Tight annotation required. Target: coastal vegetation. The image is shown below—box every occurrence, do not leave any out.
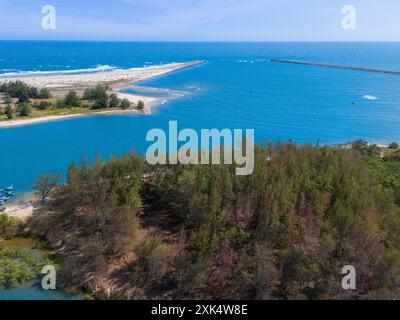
[0,247,42,289]
[137,100,145,111]
[19,141,400,300]
[351,140,400,205]
[0,81,143,123]
[17,103,31,117]
[121,98,131,110]
[5,105,13,119]
[0,61,204,124]
[0,214,57,290]
[0,214,21,238]
[27,154,144,290]
[33,173,61,204]
[0,81,52,101]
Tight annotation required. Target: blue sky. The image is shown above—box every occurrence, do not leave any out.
[0,0,399,41]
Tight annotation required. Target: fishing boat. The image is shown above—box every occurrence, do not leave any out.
[0,185,14,203]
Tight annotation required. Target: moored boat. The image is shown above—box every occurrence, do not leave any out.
[0,185,14,203]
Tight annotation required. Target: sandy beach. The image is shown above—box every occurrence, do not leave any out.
[3,194,35,221]
[0,61,204,89]
[114,92,158,114]
[0,93,159,128]
[0,60,204,128]
[0,110,137,128]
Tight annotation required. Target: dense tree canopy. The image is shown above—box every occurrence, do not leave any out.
[1,81,146,122]
[28,154,144,289]
[26,143,400,299]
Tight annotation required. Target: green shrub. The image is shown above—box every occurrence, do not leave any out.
[135,236,169,281]
[109,93,120,108]
[38,88,51,99]
[29,87,39,99]
[64,90,80,107]
[17,88,30,104]
[56,99,66,109]
[137,100,145,110]
[84,86,108,109]
[17,103,31,117]
[0,247,42,288]
[5,105,13,119]
[3,93,12,105]
[35,101,52,110]
[0,214,20,237]
[120,99,130,109]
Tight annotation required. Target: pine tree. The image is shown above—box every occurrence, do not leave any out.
[64,90,80,107]
[67,162,80,193]
[109,93,120,108]
[137,100,145,110]
[5,105,13,119]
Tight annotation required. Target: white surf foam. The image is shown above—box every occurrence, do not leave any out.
[0,62,186,79]
[363,95,378,101]
[0,65,117,78]
[127,62,181,72]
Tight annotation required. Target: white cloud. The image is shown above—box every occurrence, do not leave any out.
[122,0,272,29]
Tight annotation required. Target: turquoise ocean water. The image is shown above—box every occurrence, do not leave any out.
[1,41,400,194]
[1,41,400,299]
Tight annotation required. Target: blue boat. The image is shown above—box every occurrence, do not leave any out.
[0,185,14,202]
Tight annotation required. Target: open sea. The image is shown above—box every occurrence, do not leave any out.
[1,41,400,195]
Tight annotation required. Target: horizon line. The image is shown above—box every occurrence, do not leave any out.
[1,39,400,43]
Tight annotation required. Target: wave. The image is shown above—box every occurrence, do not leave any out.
[126,62,181,71]
[0,62,186,78]
[0,65,118,78]
[236,59,266,64]
[124,84,187,99]
[363,95,378,101]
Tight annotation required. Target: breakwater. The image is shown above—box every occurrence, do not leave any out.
[271,59,400,75]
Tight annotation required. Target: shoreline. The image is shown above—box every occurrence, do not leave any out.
[0,60,205,128]
[0,92,160,129]
[3,141,397,222]
[0,109,138,129]
[0,60,205,89]
[3,193,35,221]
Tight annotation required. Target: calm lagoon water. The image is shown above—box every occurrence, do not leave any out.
[1,41,400,299]
[0,281,82,300]
[0,238,82,300]
[0,41,400,194]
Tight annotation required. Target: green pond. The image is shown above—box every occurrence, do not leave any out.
[0,238,83,300]
[0,280,82,300]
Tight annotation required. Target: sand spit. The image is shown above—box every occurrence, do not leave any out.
[0,60,205,128]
